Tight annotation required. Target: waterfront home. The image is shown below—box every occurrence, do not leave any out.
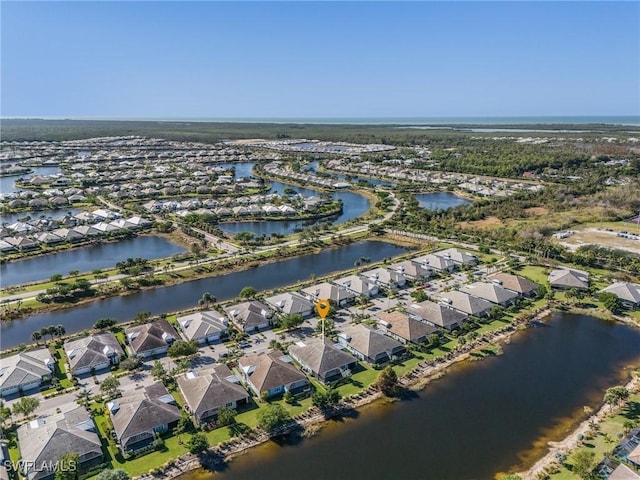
[411,253,455,273]
[108,382,181,454]
[460,282,519,307]
[361,267,407,288]
[64,333,124,376]
[264,292,315,317]
[288,338,358,384]
[548,267,590,290]
[301,282,356,306]
[178,310,228,344]
[34,231,63,245]
[224,301,272,333]
[17,405,103,480]
[0,240,14,253]
[4,236,39,252]
[238,350,310,398]
[388,259,432,280]
[609,464,640,480]
[0,348,54,397]
[177,365,248,425]
[74,225,101,237]
[600,282,640,309]
[438,291,493,317]
[50,227,84,242]
[125,319,179,359]
[433,248,478,266]
[613,428,640,466]
[376,311,438,344]
[487,273,539,297]
[336,324,406,365]
[333,274,379,298]
[406,300,468,331]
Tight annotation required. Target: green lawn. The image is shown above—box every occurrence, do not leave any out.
[549,395,640,480]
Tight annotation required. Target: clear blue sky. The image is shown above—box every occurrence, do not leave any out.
[2,1,639,118]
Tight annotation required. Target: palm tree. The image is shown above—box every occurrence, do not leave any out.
[200,292,216,309]
[75,388,92,408]
[55,324,66,338]
[31,331,42,345]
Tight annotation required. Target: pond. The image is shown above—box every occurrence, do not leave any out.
[414,192,472,210]
[181,312,640,480]
[0,165,62,194]
[0,236,185,287]
[1,241,407,347]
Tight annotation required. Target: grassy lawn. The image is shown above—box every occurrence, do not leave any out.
[516,265,550,287]
[336,362,379,396]
[53,347,73,388]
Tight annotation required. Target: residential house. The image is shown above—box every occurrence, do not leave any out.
[0,348,54,397]
[548,267,590,290]
[64,332,124,376]
[488,273,539,297]
[609,464,640,480]
[411,254,455,273]
[17,406,103,480]
[288,338,358,384]
[178,310,228,344]
[224,301,272,332]
[125,319,179,359]
[108,382,181,454]
[600,282,640,309]
[460,282,519,307]
[264,292,315,318]
[438,291,493,317]
[337,323,406,365]
[301,282,356,306]
[238,350,309,398]
[377,311,438,344]
[360,267,406,288]
[333,274,379,298]
[433,248,478,266]
[177,365,249,425]
[406,300,468,331]
[388,259,432,280]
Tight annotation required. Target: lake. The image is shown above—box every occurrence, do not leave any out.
[0,165,61,194]
[183,312,640,480]
[414,192,472,210]
[1,241,407,347]
[0,208,82,225]
[0,236,185,287]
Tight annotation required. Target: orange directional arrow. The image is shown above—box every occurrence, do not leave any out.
[316,299,330,319]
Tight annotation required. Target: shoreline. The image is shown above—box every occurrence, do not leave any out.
[134,308,553,480]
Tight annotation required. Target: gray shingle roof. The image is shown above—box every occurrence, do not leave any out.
[238,350,308,394]
[288,338,357,378]
[125,319,179,354]
[64,333,124,372]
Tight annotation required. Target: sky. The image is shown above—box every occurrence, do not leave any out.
[1,1,639,119]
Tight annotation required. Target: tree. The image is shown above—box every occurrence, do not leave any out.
[68,270,80,278]
[376,366,399,397]
[410,289,428,302]
[96,469,130,480]
[239,286,257,298]
[428,333,440,349]
[54,452,79,480]
[75,388,92,408]
[99,375,120,396]
[571,450,595,479]
[279,313,304,330]
[167,340,199,358]
[217,406,237,427]
[500,475,523,480]
[94,318,117,329]
[186,432,209,454]
[50,274,63,282]
[151,360,168,383]
[0,401,12,425]
[12,396,40,419]
[316,318,335,336]
[55,324,66,338]
[120,356,142,371]
[198,291,217,310]
[599,292,623,314]
[31,331,42,345]
[604,386,630,410]
[257,403,291,433]
[312,388,341,414]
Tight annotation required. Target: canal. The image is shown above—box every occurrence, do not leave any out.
[182,312,640,480]
[414,192,472,210]
[0,165,61,194]
[0,236,186,287]
[1,241,407,347]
